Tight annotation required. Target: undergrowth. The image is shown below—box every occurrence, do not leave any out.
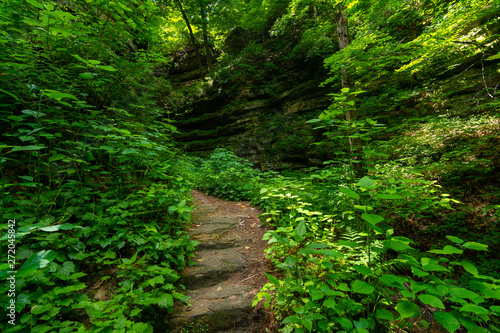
[185,102,500,333]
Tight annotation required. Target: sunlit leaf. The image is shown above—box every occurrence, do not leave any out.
[418,294,445,309]
[351,279,374,294]
[11,145,46,152]
[462,242,488,251]
[460,261,478,277]
[339,186,360,199]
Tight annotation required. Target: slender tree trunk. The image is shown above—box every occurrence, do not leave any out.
[337,11,353,114]
[199,1,214,77]
[174,0,205,81]
[337,11,362,173]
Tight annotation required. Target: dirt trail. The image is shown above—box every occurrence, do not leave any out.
[168,191,272,332]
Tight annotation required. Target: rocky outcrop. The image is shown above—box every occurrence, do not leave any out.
[169,43,333,170]
[165,36,500,170]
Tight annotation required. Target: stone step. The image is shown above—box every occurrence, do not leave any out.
[192,230,246,250]
[169,282,254,332]
[190,217,242,237]
[181,247,246,289]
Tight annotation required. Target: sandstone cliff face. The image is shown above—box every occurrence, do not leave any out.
[165,38,499,171]
[169,45,335,170]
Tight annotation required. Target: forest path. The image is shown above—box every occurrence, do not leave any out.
[168,191,272,332]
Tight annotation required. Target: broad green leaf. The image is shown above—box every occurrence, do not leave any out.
[379,274,406,288]
[17,250,56,278]
[411,281,428,293]
[310,290,324,301]
[282,315,300,324]
[354,205,374,211]
[39,224,82,232]
[19,135,35,142]
[462,242,488,251]
[301,318,313,332]
[339,187,360,199]
[50,27,73,36]
[418,294,445,309]
[79,73,94,79]
[487,52,500,60]
[446,235,463,244]
[49,154,66,162]
[351,279,374,294]
[354,318,370,329]
[396,301,419,319]
[284,256,297,268]
[72,54,89,65]
[114,315,127,329]
[121,148,138,154]
[157,293,173,308]
[358,176,376,190]
[295,220,306,238]
[376,309,394,321]
[323,299,336,308]
[11,145,46,152]
[337,240,361,248]
[460,261,478,277]
[422,264,449,272]
[27,0,44,9]
[384,240,412,252]
[460,304,489,315]
[335,317,353,330]
[434,311,460,333]
[352,265,373,277]
[23,18,44,27]
[449,287,480,300]
[99,65,118,71]
[428,245,463,255]
[43,90,79,100]
[59,261,76,276]
[361,213,384,225]
[88,60,101,65]
[146,275,165,287]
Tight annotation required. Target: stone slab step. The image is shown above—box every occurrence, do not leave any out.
[181,247,246,289]
[169,282,254,332]
[192,227,246,250]
[190,217,241,237]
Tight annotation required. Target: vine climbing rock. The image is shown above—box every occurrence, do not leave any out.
[168,191,272,332]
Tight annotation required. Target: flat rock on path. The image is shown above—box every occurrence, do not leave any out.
[168,191,272,333]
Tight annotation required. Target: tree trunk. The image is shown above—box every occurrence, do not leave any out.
[199,1,214,77]
[337,11,362,173]
[174,0,205,81]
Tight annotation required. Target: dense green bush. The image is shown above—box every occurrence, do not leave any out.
[184,148,260,201]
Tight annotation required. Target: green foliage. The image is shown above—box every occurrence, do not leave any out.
[253,168,500,332]
[250,81,499,332]
[0,1,196,331]
[184,148,260,201]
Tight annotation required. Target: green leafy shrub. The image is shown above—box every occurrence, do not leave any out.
[254,175,500,332]
[187,148,260,201]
